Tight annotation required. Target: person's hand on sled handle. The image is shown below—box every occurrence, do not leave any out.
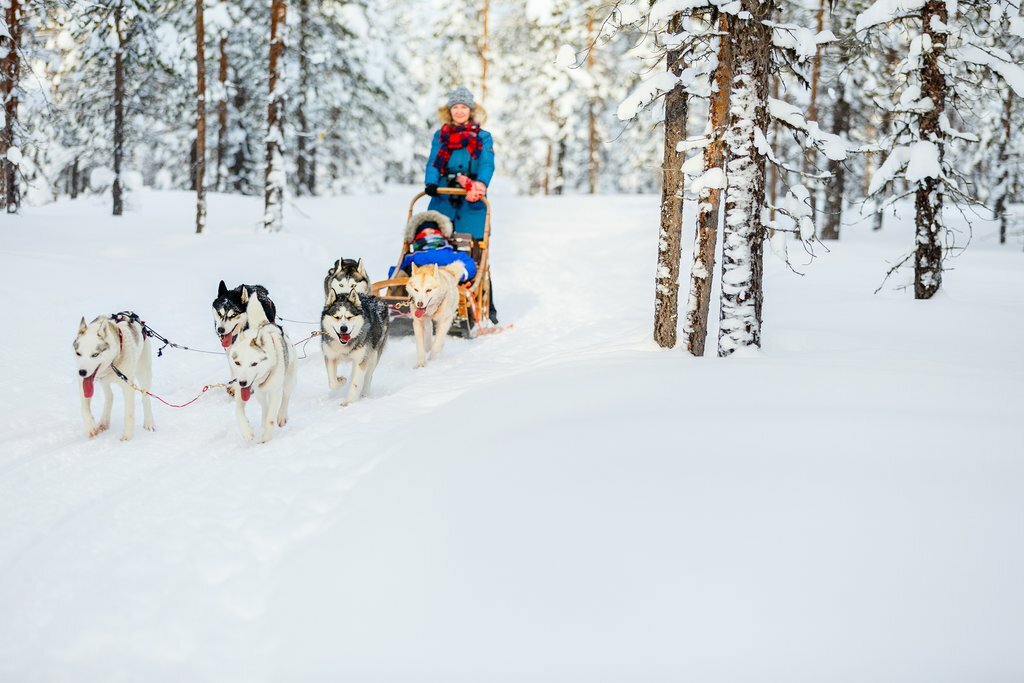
[424,183,439,197]
[466,180,487,203]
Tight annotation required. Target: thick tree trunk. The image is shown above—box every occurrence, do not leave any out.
[914,1,946,299]
[718,2,772,356]
[653,13,688,349]
[554,131,566,195]
[216,34,228,192]
[112,0,125,216]
[821,86,848,240]
[70,157,80,199]
[995,87,1013,245]
[231,80,248,193]
[195,0,207,234]
[767,75,779,226]
[295,0,312,196]
[1,0,20,213]
[684,12,731,356]
[263,0,287,232]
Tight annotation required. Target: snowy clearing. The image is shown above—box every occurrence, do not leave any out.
[1,186,1023,681]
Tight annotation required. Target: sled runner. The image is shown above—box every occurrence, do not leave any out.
[371,187,493,339]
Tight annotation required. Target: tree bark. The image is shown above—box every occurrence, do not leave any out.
[995,87,1013,245]
[1,0,20,213]
[295,0,311,196]
[914,0,946,299]
[195,0,207,234]
[264,0,287,232]
[70,157,80,199]
[800,0,826,229]
[821,85,848,240]
[718,2,772,356]
[216,34,228,192]
[684,11,731,356]
[586,9,598,194]
[113,0,125,216]
[653,13,688,349]
[480,0,489,101]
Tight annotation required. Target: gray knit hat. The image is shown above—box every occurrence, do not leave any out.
[447,86,475,110]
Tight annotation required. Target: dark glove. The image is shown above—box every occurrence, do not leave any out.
[424,183,438,197]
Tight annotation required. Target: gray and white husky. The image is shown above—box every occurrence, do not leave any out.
[321,288,390,406]
[73,313,155,441]
[323,258,370,301]
[231,290,297,443]
[212,280,277,394]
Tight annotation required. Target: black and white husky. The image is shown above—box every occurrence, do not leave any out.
[320,288,390,406]
[73,313,155,441]
[323,258,370,301]
[230,291,297,443]
[212,280,277,349]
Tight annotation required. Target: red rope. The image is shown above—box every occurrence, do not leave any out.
[145,385,214,409]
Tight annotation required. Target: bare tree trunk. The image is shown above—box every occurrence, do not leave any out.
[586,9,599,194]
[821,86,848,240]
[767,75,779,226]
[684,11,731,356]
[195,0,207,234]
[914,0,946,299]
[800,0,826,229]
[295,0,311,196]
[480,0,489,101]
[653,13,688,349]
[718,2,772,356]
[70,158,80,199]
[113,0,125,216]
[554,130,566,195]
[216,34,228,192]
[231,80,248,193]
[1,0,21,213]
[995,87,1013,245]
[263,0,287,232]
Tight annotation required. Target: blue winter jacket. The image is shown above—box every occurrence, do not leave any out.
[424,128,495,239]
[394,248,477,283]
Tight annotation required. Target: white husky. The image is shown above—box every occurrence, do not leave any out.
[407,261,467,368]
[230,291,297,443]
[73,313,155,441]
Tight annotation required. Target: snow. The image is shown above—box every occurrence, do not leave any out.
[2,187,1024,680]
[6,146,22,165]
[950,43,1024,97]
[905,140,942,182]
[555,44,577,69]
[856,0,927,32]
[617,71,682,121]
[868,144,911,195]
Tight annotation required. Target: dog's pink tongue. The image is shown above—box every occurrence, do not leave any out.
[414,308,425,319]
[220,334,233,348]
[240,386,252,402]
[340,333,351,343]
[82,376,95,398]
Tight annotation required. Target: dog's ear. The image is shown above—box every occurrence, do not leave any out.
[218,280,228,297]
[347,288,360,305]
[325,288,337,306]
[411,263,420,275]
[430,263,439,276]
[240,287,250,304]
[357,258,367,278]
[246,289,268,326]
[79,317,88,335]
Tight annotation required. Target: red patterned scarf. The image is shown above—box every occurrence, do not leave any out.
[433,122,482,176]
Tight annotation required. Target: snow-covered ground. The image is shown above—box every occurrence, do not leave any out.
[1,186,1022,681]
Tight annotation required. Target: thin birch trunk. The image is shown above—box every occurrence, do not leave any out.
[821,85,848,240]
[295,0,311,196]
[995,87,1013,245]
[684,11,731,356]
[586,9,598,194]
[800,0,825,229]
[195,0,207,234]
[263,0,287,232]
[113,0,125,216]
[216,34,228,192]
[653,13,688,349]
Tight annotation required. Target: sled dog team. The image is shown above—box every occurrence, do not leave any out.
[74,254,467,444]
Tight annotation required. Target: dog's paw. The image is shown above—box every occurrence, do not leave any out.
[98,421,110,432]
[259,433,273,444]
[86,425,101,438]
[143,420,156,432]
[277,417,288,427]
[240,427,254,442]
[339,400,350,408]
[119,433,132,442]
[225,385,236,397]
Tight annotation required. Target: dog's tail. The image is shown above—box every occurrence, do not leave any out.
[441,261,468,284]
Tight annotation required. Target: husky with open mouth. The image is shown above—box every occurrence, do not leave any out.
[212,281,277,392]
[73,312,155,441]
[230,290,297,443]
[320,287,390,406]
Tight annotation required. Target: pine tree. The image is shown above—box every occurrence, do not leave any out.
[263,0,286,232]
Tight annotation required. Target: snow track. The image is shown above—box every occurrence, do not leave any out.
[1,188,1023,681]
